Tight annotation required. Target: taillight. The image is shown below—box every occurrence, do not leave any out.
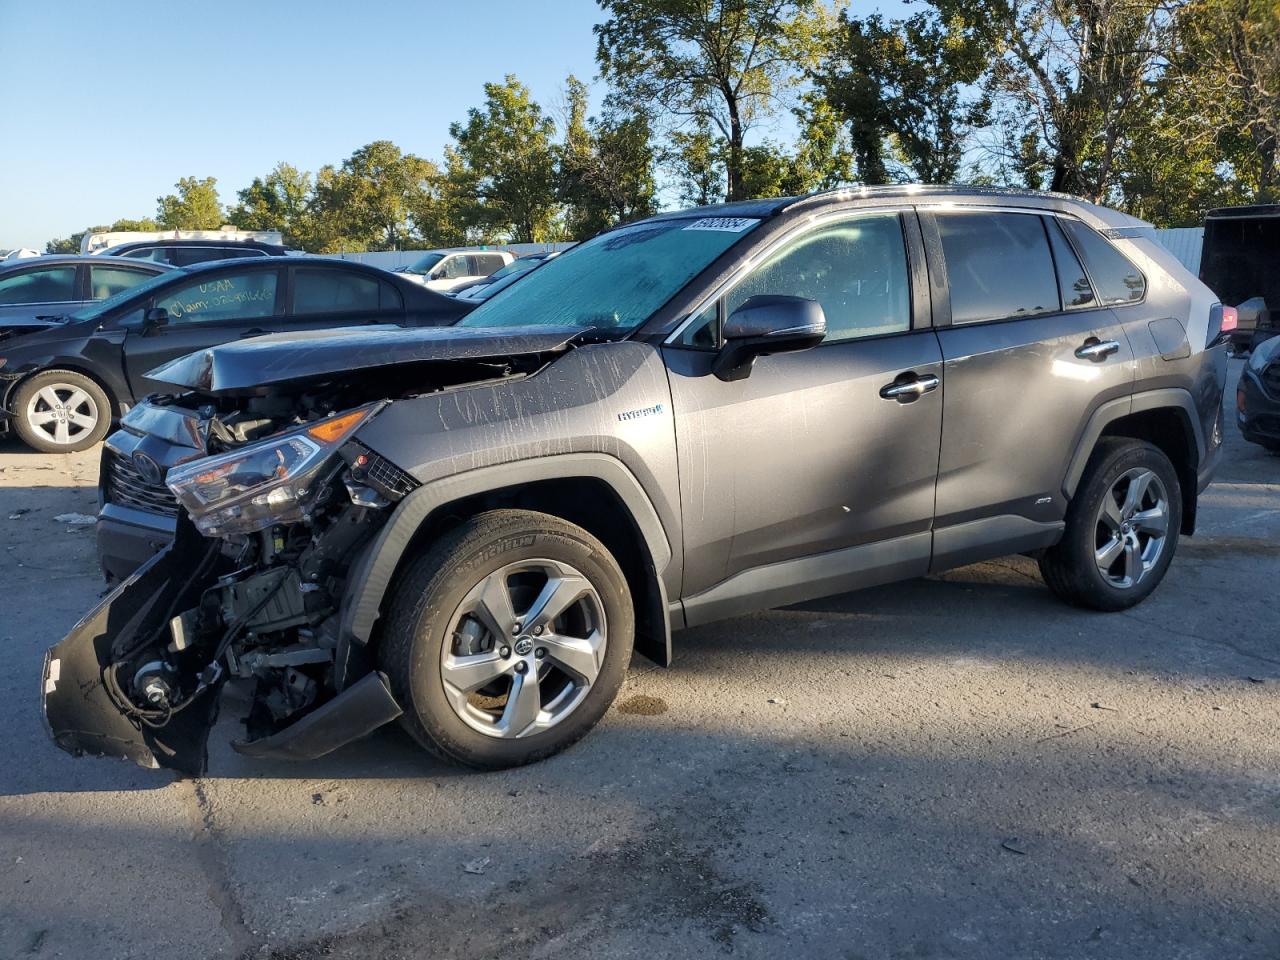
[1209,303,1238,347]
[1220,305,1238,334]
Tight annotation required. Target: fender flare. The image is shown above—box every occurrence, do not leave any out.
[338,452,675,664]
[1061,387,1205,498]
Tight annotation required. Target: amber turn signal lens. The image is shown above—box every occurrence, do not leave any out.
[306,409,367,444]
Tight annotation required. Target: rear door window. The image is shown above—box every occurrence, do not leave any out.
[89,266,156,300]
[937,212,1059,324]
[155,271,279,324]
[170,246,226,267]
[475,254,507,275]
[0,266,77,304]
[1060,219,1146,304]
[292,268,383,315]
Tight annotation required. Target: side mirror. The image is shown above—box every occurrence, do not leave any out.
[142,307,170,333]
[711,295,826,381]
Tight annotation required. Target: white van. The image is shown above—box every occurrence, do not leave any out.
[395,249,514,292]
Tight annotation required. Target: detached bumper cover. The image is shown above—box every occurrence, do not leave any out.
[41,530,223,776]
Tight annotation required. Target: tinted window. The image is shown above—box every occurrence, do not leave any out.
[0,266,77,305]
[155,271,278,324]
[89,266,155,300]
[121,247,174,263]
[379,280,403,311]
[937,212,1059,324]
[1045,217,1095,308]
[1060,219,1146,304]
[475,254,507,275]
[292,268,382,315]
[678,214,911,346]
[171,246,228,267]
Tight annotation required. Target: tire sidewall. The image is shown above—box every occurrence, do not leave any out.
[12,370,111,453]
[1068,440,1182,608]
[393,520,633,768]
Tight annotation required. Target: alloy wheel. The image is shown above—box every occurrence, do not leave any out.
[1094,467,1170,589]
[440,558,607,739]
[24,383,100,447]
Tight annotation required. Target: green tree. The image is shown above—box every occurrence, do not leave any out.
[595,0,819,200]
[1171,0,1280,201]
[449,76,561,242]
[109,217,160,232]
[664,120,726,206]
[156,176,224,229]
[227,163,313,245]
[816,11,988,184]
[307,141,437,251]
[559,78,658,236]
[927,0,1172,201]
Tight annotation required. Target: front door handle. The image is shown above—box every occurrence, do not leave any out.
[879,373,940,402]
[1075,338,1121,361]
[239,327,268,339]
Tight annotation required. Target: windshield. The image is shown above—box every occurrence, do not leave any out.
[68,270,178,322]
[403,252,445,275]
[457,217,759,335]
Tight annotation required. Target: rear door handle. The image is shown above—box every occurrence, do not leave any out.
[1075,338,1120,361]
[879,373,940,402]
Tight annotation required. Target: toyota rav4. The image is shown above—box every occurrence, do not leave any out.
[43,186,1229,775]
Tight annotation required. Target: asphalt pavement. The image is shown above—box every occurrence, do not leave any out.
[1,361,1277,959]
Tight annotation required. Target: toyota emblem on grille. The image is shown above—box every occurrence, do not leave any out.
[132,452,163,485]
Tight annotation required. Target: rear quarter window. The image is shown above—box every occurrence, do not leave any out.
[1060,219,1146,304]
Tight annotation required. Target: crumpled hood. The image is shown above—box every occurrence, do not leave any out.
[144,323,582,395]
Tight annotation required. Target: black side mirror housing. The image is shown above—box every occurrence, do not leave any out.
[142,307,170,334]
[712,295,826,381]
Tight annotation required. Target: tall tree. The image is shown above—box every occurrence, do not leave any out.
[156,176,224,229]
[665,120,726,206]
[307,141,436,251]
[816,11,988,184]
[1171,0,1280,201]
[449,76,561,242]
[929,0,1172,201]
[559,78,658,236]
[595,0,818,200]
[227,163,313,244]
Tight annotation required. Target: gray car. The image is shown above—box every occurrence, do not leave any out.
[43,186,1229,775]
[0,255,171,332]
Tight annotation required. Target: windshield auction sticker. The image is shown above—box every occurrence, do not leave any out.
[682,217,759,232]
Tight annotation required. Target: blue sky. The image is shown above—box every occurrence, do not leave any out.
[0,0,889,249]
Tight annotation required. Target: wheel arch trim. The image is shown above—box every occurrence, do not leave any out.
[1062,388,1205,499]
[339,452,674,664]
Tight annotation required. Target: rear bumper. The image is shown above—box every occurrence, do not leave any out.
[1237,367,1280,445]
[97,503,176,584]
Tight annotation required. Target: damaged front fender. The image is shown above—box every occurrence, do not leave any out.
[42,521,224,776]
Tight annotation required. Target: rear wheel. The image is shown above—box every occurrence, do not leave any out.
[379,509,633,769]
[11,369,112,453]
[1039,438,1181,611]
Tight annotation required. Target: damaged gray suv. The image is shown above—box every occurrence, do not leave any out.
[44,186,1230,775]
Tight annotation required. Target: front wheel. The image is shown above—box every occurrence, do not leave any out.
[379,509,634,769]
[11,369,112,453]
[1039,438,1181,611]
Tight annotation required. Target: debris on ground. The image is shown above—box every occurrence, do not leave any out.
[1001,838,1028,855]
[767,697,788,706]
[462,857,491,875]
[7,508,30,519]
[1090,702,1118,711]
[52,513,96,525]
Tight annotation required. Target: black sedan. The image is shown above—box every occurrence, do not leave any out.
[1238,334,1280,452]
[0,256,473,452]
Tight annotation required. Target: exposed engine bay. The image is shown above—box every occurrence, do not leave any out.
[42,328,580,774]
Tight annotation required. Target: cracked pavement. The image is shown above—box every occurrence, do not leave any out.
[1,362,1277,959]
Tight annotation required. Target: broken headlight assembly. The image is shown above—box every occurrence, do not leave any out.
[166,403,382,536]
